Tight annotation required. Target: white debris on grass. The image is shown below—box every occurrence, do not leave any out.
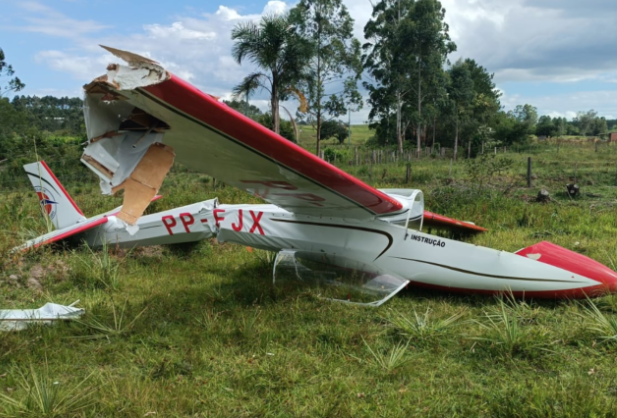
[0,301,84,331]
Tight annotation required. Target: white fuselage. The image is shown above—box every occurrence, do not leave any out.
[82,199,602,296]
[210,204,601,295]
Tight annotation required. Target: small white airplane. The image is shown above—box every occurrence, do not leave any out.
[18,45,617,305]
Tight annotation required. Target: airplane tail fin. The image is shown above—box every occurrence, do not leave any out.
[24,161,87,230]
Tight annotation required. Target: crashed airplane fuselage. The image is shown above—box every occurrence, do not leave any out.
[56,45,617,301]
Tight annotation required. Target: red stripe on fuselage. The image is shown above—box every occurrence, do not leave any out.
[406,280,612,299]
[515,241,617,292]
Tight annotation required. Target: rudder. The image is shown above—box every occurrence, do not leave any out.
[24,161,87,229]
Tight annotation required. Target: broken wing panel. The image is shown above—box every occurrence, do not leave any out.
[82,48,403,221]
[0,303,84,332]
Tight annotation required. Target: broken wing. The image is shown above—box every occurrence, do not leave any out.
[81,46,403,223]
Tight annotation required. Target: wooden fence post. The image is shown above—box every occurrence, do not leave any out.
[405,162,411,184]
[527,157,532,188]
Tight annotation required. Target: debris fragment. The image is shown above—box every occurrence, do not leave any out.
[0,302,84,332]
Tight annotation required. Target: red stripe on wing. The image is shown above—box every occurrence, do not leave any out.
[143,75,402,215]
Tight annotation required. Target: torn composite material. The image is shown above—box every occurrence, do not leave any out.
[0,303,84,332]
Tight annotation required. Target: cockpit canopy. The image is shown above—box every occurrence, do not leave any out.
[377,189,424,231]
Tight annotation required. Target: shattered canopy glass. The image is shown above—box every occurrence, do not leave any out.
[273,251,409,307]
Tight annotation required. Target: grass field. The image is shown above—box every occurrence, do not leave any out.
[298,124,374,149]
[3,138,617,416]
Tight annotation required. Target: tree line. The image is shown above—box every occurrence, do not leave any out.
[230,0,617,157]
[2,0,617,162]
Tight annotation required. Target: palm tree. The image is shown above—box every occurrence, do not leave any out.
[232,14,312,135]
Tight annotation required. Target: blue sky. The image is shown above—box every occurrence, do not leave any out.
[2,0,617,122]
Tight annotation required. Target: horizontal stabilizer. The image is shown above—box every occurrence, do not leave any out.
[14,217,108,252]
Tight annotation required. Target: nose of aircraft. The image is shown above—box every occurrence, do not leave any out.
[516,241,617,298]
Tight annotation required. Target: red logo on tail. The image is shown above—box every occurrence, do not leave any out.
[34,187,58,220]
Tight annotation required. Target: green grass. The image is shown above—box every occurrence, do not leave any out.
[298,124,374,149]
[3,139,617,416]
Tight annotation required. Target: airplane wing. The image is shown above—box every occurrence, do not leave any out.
[14,217,108,252]
[423,211,487,233]
[81,46,402,222]
[80,46,483,233]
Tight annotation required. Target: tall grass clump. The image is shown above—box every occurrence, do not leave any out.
[74,241,121,290]
[0,364,95,418]
[355,338,413,374]
[386,307,465,345]
[473,296,548,358]
[76,299,147,341]
[576,297,617,343]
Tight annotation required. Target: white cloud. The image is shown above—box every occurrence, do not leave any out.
[344,0,617,85]
[215,6,244,21]
[263,1,290,16]
[17,1,108,37]
[501,89,617,121]
[144,22,216,41]
[34,50,114,80]
[33,2,296,101]
[439,0,617,84]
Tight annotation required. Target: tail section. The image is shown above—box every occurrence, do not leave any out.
[24,161,87,229]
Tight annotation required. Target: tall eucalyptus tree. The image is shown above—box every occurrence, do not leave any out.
[363,0,454,154]
[290,0,362,155]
